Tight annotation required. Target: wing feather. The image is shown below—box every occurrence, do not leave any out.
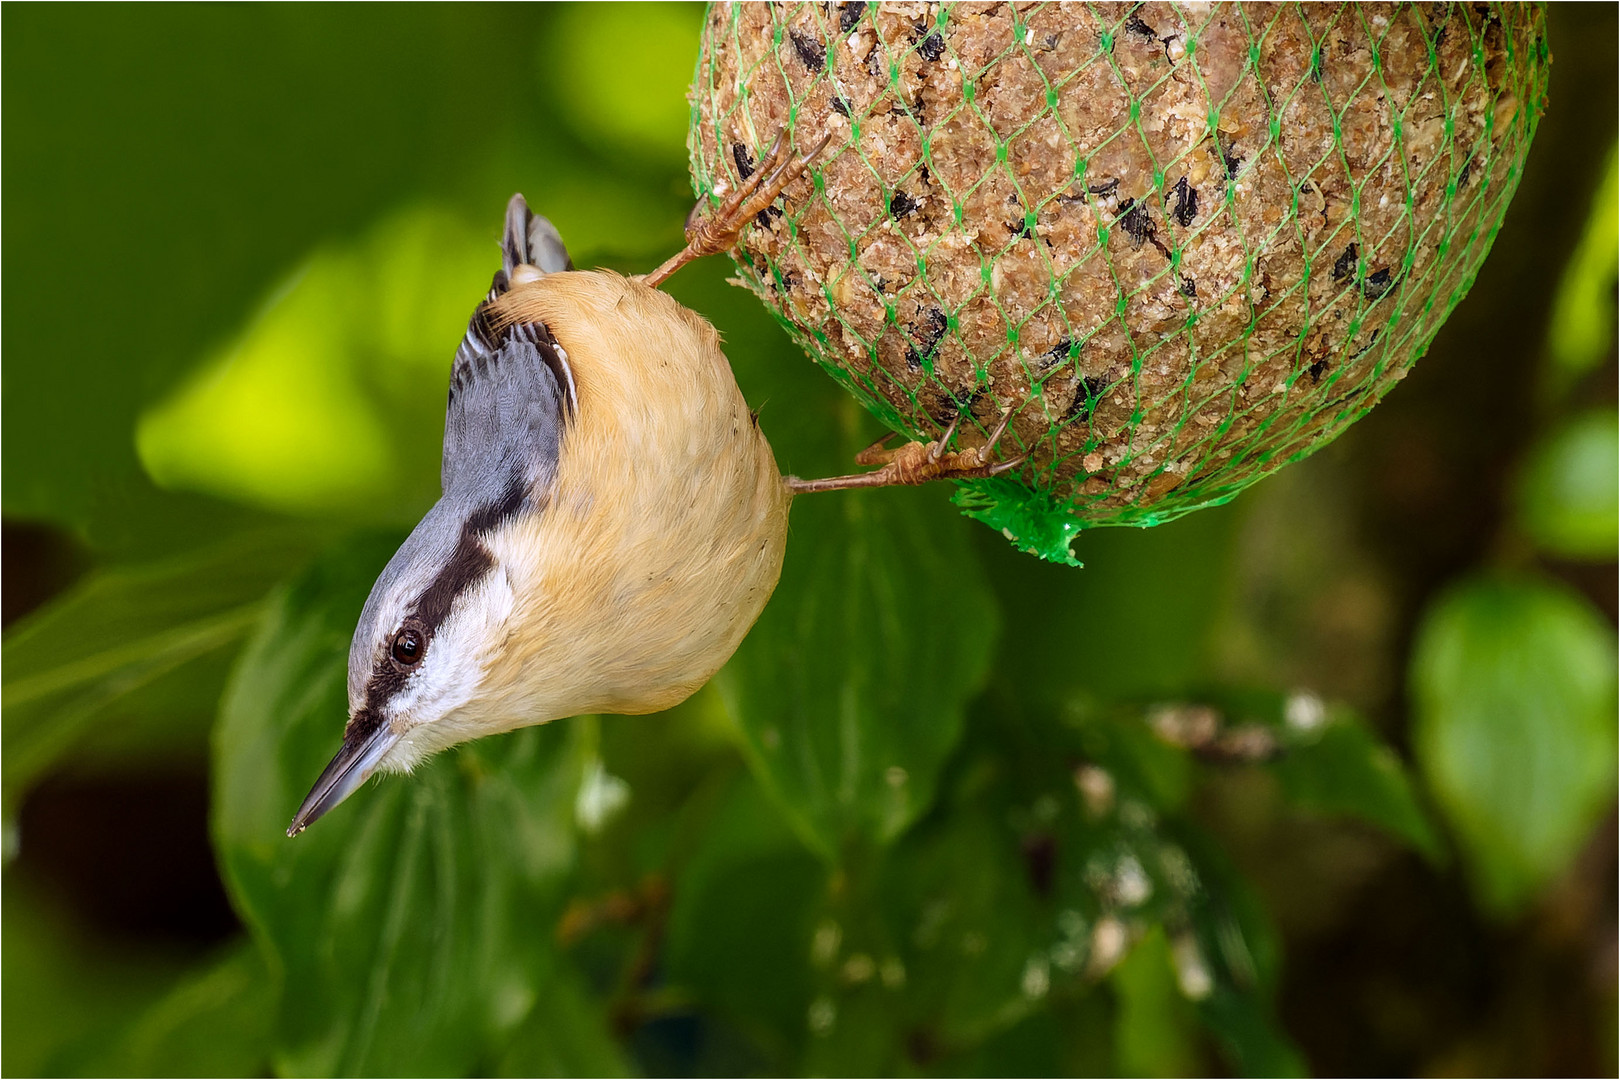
[441,195,576,520]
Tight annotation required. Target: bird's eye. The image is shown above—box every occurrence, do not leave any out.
[391,627,425,666]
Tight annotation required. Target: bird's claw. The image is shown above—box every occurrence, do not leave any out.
[644,128,831,289]
[786,407,1026,493]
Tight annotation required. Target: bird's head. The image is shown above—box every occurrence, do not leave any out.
[287,499,527,835]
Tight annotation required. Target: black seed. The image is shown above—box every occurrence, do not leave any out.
[925,396,958,426]
[1180,276,1197,299]
[1125,13,1157,39]
[1035,337,1076,375]
[831,96,852,117]
[732,144,782,227]
[838,0,865,34]
[916,307,947,351]
[1117,198,1154,247]
[1332,242,1359,283]
[906,307,948,369]
[1457,154,1474,189]
[917,29,945,61]
[1309,358,1328,383]
[1170,175,1198,227]
[1063,375,1106,423]
[789,29,825,72]
[1362,267,1397,301]
[1218,137,1242,180]
[889,190,920,218]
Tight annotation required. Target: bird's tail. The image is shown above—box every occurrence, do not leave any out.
[502,194,572,278]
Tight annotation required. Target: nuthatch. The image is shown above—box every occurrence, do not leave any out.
[289,135,1023,836]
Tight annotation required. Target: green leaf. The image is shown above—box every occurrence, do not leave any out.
[3,6,554,531]
[1411,575,1619,915]
[663,773,826,1066]
[212,538,587,1076]
[1196,985,1308,1078]
[73,945,274,1077]
[876,809,1046,1048]
[796,702,1300,1075]
[714,485,999,857]
[1111,928,1199,1077]
[979,503,1240,704]
[2,526,321,811]
[1,875,199,1077]
[1515,409,1619,561]
[959,998,1115,1077]
[1177,834,1306,1078]
[1270,704,1443,860]
[1545,144,1618,398]
[1067,698,1198,813]
[496,960,636,1078]
[136,207,495,522]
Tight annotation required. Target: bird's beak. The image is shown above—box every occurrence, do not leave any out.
[286,722,400,837]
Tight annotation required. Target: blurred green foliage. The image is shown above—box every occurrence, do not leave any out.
[1412,576,1617,915]
[1514,410,1619,559]
[136,210,495,520]
[1546,146,1618,397]
[716,485,999,855]
[4,4,1615,1078]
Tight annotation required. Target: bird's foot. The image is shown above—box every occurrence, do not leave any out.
[642,128,830,289]
[785,408,1026,494]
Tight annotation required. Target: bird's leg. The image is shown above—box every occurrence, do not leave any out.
[642,129,831,289]
[784,407,1027,494]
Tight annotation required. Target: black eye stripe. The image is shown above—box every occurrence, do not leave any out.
[351,472,532,733]
[411,529,496,635]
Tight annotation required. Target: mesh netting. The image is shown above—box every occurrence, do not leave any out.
[689,2,1548,562]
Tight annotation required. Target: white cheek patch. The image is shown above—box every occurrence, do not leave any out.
[481,563,518,635]
[389,565,517,729]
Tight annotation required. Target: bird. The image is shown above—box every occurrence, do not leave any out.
[288,134,1023,836]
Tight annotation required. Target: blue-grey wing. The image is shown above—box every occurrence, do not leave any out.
[440,195,576,519]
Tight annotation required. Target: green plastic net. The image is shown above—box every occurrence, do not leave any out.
[688,2,1548,563]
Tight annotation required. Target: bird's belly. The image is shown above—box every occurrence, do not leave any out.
[479,270,792,727]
